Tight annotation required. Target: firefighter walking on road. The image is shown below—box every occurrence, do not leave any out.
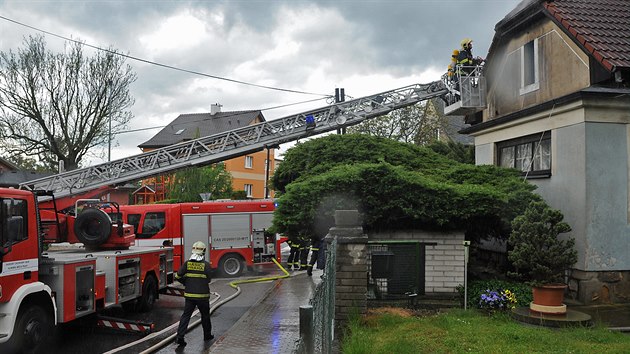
[307,235,322,276]
[298,234,310,270]
[175,241,214,347]
[286,237,300,270]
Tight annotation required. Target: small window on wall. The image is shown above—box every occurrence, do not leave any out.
[520,38,539,95]
[245,156,253,169]
[497,131,551,178]
[244,184,253,198]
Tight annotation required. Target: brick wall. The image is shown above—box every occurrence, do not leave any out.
[369,230,466,294]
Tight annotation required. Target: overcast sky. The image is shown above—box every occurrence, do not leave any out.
[0,0,522,165]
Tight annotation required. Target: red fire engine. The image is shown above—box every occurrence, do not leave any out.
[105,199,287,277]
[0,189,173,353]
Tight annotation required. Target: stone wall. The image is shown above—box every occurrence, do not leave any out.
[569,270,630,304]
[369,230,466,294]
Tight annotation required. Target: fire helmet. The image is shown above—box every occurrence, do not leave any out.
[460,38,473,48]
[192,241,206,255]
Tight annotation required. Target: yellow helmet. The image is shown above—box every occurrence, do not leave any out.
[192,241,206,255]
[452,49,460,56]
[460,38,473,48]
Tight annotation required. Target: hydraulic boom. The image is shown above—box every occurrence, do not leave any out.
[20,81,447,198]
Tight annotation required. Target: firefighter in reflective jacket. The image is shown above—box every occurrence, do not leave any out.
[307,236,322,276]
[456,38,483,75]
[286,237,300,270]
[175,241,214,346]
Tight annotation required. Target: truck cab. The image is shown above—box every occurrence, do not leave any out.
[0,189,55,354]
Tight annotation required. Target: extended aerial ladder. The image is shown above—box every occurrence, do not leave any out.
[19,80,450,198]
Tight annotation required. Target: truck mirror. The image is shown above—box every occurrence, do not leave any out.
[0,242,12,258]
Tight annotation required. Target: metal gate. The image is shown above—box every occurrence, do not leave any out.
[367,241,433,300]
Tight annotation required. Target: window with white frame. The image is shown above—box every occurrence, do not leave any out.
[244,184,253,197]
[245,156,253,169]
[497,131,551,177]
[520,38,540,95]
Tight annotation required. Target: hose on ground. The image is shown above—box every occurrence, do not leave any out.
[138,258,290,353]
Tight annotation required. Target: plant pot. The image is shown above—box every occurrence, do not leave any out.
[530,284,567,314]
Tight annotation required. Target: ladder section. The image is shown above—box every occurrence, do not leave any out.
[20,81,447,199]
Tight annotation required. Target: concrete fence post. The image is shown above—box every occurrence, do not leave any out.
[299,305,314,354]
[327,209,368,331]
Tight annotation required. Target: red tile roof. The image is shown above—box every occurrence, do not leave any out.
[544,0,630,71]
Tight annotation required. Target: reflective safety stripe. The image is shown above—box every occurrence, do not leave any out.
[184,292,210,298]
[310,247,319,251]
[184,273,207,279]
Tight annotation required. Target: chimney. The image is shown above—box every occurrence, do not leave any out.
[210,103,222,115]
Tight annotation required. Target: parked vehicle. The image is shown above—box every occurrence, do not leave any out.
[105,199,285,277]
[0,190,173,353]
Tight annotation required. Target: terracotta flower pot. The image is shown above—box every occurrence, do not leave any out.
[530,284,568,314]
[532,284,567,306]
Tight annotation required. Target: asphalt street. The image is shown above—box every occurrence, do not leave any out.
[45,267,281,354]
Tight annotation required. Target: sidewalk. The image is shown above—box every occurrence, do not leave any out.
[209,269,323,354]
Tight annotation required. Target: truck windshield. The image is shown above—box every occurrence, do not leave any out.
[138,212,166,238]
[1,198,28,247]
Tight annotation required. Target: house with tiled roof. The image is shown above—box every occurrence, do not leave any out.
[461,0,630,304]
[136,104,276,203]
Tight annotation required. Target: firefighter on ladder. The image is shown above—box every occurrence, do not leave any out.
[175,241,214,347]
[456,38,484,76]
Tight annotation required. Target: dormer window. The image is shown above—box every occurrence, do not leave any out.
[519,38,540,95]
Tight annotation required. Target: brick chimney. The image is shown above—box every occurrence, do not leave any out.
[210,103,222,115]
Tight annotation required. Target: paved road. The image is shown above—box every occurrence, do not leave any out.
[45,266,281,354]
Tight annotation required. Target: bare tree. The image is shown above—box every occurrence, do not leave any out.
[347,99,448,145]
[0,35,136,171]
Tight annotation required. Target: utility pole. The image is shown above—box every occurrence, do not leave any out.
[107,80,112,162]
[335,88,345,134]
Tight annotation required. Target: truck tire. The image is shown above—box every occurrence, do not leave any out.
[74,208,112,246]
[220,254,244,277]
[136,275,158,312]
[10,305,51,354]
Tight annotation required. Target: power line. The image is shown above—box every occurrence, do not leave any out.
[0,14,332,97]
[116,96,331,135]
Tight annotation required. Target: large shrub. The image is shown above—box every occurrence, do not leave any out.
[272,134,540,239]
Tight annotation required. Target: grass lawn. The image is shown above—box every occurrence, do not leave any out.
[341,307,630,353]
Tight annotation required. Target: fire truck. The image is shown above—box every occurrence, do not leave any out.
[0,189,173,354]
[104,199,285,277]
[0,72,484,353]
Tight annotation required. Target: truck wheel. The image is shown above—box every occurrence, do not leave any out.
[220,254,244,277]
[74,208,112,246]
[136,275,158,312]
[11,305,51,354]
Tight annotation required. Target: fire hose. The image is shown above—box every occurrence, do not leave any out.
[106,258,290,354]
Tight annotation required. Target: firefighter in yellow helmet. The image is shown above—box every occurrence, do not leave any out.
[456,38,483,74]
[447,49,460,81]
[175,241,214,346]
